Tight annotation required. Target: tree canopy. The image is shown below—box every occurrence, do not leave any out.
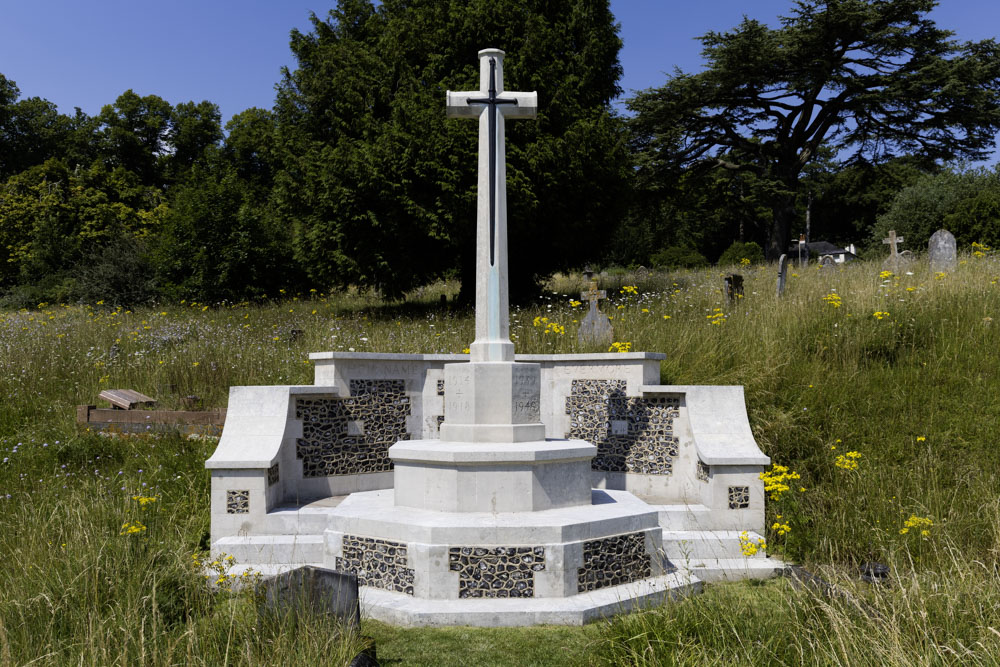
[273,0,630,300]
[628,0,1000,259]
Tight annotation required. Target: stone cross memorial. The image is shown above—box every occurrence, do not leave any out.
[204,47,776,628]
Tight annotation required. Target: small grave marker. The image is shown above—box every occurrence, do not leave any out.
[723,274,744,301]
[819,255,836,269]
[578,278,613,346]
[263,565,361,629]
[882,230,912,272]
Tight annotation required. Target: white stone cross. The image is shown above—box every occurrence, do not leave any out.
[883,230,904,256]
[447,49,537,362]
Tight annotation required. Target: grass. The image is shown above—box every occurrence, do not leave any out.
[3,254,1000,664]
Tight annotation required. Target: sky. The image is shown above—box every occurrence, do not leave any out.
[2,1,1000,127]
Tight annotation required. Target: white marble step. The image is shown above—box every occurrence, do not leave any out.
[672,557,785,583]
[213,534,325,566]
[661,530,767,560]
[256,496,348,535]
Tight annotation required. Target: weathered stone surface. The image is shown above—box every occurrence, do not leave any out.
[776,254,788,296]
[564,380,679,475]
[578,282,613,347]
[263,565,361,630]
[929,229,957,272]
[336,535,415,595]
[577,531,652,592]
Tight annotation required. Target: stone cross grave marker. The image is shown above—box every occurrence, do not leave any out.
[776,253,788,297]
[882,229,912,271]
[929,229,957,272]
[578,277,613,346]
[446,49,537,363]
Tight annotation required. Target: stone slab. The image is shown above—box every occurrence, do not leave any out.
[388,439,596,464]
[326,488,660,545]
[355,572,700,626]
[641,385,769,466]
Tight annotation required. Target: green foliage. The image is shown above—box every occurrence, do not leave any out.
[154,156,301,302]
[273,0,630,300]
[0,159,168,295]
[629,0,1000,259]
[649,246,708,270]
[875,165,1000,247]
[716,240,763,266]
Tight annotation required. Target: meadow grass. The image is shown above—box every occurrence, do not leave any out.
[3,255,1000,664]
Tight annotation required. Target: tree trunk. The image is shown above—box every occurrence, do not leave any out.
[767,194,797,261]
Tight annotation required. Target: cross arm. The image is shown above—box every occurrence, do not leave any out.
[445,90,538,119]
[446,90,482,118]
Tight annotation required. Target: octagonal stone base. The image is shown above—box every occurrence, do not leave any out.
[323,488,692,624]
[389,439,596,513]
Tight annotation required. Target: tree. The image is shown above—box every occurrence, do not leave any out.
[273,0,630,300]
[629,0,1000,260]
[875,165,1000,248]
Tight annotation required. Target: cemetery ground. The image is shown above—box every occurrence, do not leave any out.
[3,254,1000,665]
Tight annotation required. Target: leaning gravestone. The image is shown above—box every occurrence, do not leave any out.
[578,278,613,346]
[776,253,788,296]
[928,229,957,272]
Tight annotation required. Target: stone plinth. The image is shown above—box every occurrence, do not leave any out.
[324,488,676,616]
[439,361,546,443]
[389,439,596,513]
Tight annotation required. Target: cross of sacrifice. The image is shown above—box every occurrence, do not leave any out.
[883,230,904,257]
[446,49,537,363]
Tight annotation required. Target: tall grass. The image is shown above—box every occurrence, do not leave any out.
[3,255,1000,663]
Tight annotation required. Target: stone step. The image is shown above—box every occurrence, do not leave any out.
[650,504,765,531]
[661,530,767,561]
[672,557,785,583]
[213,534,325,566]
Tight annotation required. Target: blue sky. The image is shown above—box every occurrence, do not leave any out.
[2,1,999,126]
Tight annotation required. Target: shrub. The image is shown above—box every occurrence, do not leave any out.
[717,240,764,267]
[650,246,709,269]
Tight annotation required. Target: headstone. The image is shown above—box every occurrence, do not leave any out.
[819,255,836,269]
[724,273,744,300]
[798,234,807,267]
[578,279,613,346]
[635,265,649,280]
[263,565,361,630]
[776,254,788,297]
[928,229,957,272]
